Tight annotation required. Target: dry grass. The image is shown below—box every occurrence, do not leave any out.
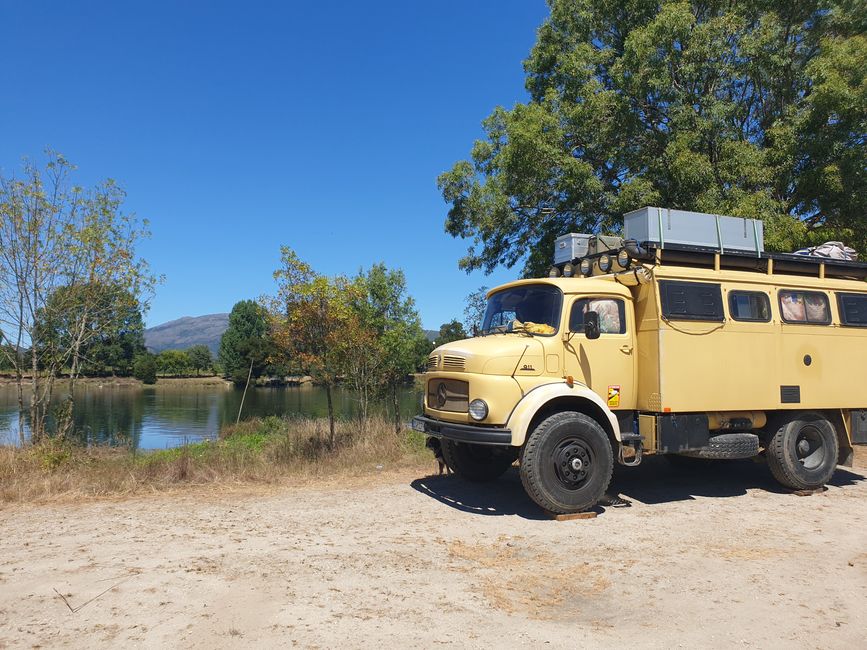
[0,415,430,503]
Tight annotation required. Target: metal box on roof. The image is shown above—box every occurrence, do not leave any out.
[623,207,764,254]
[554,233,592,264]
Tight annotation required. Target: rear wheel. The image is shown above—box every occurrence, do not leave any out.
[440,440,517,482]
[766,413,839,490]
[519,412,613,514]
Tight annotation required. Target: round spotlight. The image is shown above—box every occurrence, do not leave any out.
[598,254,612,273]
[548,266,560,278]
[580,259,592,276]
[617,250,630,269]
[562,263,574,278]
[468,399,489,421]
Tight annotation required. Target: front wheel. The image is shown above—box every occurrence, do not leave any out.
[440,440,517,482]
[519,412,613,514]
[766,413,839,490]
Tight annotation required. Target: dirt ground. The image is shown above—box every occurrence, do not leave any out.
[2,450,866,649]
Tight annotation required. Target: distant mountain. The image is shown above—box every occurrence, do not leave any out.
[145,314,229,354]
[424,329,438,342]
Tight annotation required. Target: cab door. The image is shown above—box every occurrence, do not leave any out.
[562,295,636,410]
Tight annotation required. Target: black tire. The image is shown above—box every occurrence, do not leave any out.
[440,439,517,482]
[519,412,613,514]
[766,413,839,490]
[679,433,760,460]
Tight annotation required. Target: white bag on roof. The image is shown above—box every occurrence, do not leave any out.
[794,241,858,261]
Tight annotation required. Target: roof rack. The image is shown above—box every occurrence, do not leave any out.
[551,241,867,282]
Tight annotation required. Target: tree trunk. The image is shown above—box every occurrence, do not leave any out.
[326,382,335,448]
[392,382,400,434]
[236,357,254,425]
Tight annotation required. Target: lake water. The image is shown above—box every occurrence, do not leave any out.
[0,383,422,449]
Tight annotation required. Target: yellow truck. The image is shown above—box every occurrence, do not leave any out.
[412,207,867,513]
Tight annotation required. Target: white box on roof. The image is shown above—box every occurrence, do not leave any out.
[624,206,764,254]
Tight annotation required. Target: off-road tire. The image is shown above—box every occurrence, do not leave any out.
[440,439,517,482]
[766,413,839,490]
[679,433,760,460]
[519,412,613,514]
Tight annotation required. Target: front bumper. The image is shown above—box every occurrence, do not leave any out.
[411,415,512,446]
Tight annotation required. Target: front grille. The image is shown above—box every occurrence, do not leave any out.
[427,378,469,413]
[427,355,439,371]
[442,355,466,371]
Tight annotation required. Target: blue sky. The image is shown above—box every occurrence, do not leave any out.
[0,1,548,330]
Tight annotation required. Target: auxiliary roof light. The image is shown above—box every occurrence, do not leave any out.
[548,266,560,278]
[617,250,630,269]
[562,263,574,278]
[598,254,612,273]
[580,259,592,276]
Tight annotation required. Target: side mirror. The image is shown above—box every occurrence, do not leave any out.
[584,311,600,340]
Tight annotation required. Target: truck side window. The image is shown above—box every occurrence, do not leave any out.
[659,280,724,322]
[779,290,830,324]
[570,298,625,334]
[837,293,867,327]
[728,291,771,322]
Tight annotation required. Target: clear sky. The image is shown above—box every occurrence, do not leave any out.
[0,1,549,330]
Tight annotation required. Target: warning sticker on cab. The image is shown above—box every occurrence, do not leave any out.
[607,385,621,408]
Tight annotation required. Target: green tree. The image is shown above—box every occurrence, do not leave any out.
[0,152,156,443]
[439,1,867,277]
[350,264,431,431]
[218,300,270,385]
[156,349,191,377]
[433,320,468,348]
[133,353,158,384]
[187,345,213,376]
[36,284,147,377]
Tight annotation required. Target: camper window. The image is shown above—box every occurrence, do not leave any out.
[779,290,831,324]
[729,291,771,322]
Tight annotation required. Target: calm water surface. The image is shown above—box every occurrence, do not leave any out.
[0,383,422,449]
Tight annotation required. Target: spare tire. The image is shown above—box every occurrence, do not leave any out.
[678,433,759,460]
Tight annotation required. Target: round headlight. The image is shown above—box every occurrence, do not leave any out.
[598,254,612,273]
[548,266,560,278]
[562,263,574,278]
[468,399,488,421]
[580,259,592,276]
[617,249,630,268]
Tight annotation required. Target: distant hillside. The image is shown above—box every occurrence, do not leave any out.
[145,314,229,354]
[424,329,438,342]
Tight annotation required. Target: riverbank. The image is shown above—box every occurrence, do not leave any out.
[0,375,231,387]
[0,415,430,503]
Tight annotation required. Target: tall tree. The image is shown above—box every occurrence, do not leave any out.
[0,153,156,443]
[269,247,360,446]
[439,0,867,277]
[351,264,431,431]
[218,300,270,385]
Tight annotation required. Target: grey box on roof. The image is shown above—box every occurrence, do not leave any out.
[623,207,764,254]
[554,233,592,264]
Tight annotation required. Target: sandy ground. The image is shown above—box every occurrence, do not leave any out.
[1,450,866,649]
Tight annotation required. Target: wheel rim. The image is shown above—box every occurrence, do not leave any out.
[553,438,593,490]
[795,425,825,470]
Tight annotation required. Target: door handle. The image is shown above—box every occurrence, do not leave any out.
[620,344,633,354]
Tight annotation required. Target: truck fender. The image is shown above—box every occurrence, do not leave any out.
[506,382,621,447]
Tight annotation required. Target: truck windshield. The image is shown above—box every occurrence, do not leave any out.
[481,285,562,335]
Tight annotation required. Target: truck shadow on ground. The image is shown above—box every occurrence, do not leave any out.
[410,457,866,519]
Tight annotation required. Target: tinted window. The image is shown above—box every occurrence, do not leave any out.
[779,290,830,324]
[570,298,626,334]
[659,281,724,322]
[728,291,771,322]
[838,293,867,327]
